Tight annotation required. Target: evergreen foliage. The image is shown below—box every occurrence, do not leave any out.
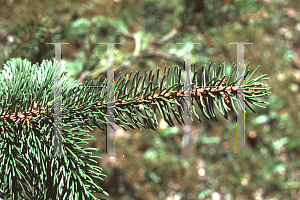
[0,57,270,199]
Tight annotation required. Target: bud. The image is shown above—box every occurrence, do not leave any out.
[90,39,96,44]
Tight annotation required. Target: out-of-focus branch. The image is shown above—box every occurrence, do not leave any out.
[115,30,142,57]
[133,33,141,56]
[154,21,183,46]
[140,51,182,64]
[91,50,183,81]
[79,23,183,82]
[91,28,184,80]
[78,70,90,82]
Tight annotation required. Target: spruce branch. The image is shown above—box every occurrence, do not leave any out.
[0,58,270,199]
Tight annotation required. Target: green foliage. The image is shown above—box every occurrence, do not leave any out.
[0,57,270,199]
[3,0,297,199]
[0,58,108,199]
[0,11,61,68]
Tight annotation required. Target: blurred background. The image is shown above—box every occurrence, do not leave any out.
[0,0,299,199]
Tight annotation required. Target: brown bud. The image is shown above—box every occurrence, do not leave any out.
[164,93,170,98]
[90,39,96,44]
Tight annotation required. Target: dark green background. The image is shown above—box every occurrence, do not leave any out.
[0,0,299,199]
